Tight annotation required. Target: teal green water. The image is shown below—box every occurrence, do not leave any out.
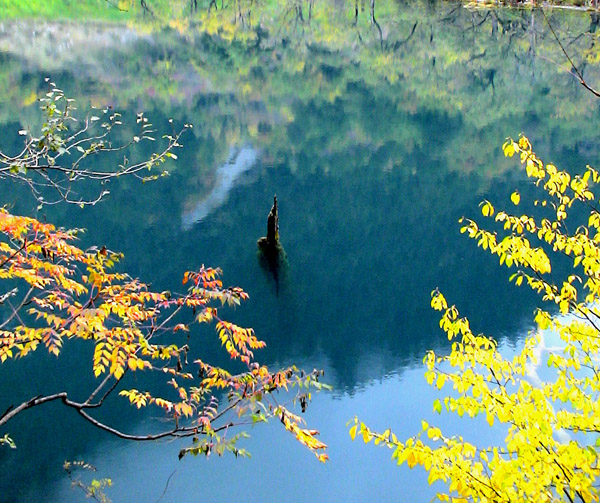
[1,3,600,501]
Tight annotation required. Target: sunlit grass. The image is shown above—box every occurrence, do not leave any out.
[0,0,131,21]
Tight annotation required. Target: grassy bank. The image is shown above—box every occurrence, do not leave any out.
[2,0,599,23]
[0,0,212,21]
[0,0,131,21]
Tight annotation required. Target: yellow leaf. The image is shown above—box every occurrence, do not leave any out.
[511,191,521,205]
[503,141,516,157]
[406,451,417,468]
[481,201,494,217]
[436,374,446,389]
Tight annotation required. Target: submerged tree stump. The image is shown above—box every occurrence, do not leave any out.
[258,196,287,294]
[257,196,282,255]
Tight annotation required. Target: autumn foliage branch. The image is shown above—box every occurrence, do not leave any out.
[0,210,329,460]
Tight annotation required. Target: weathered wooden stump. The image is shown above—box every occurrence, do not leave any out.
[258,196,287,293]
[257,196,282,255]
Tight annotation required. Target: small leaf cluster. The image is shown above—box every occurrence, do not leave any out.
[64,460,112,503]
[0,80,188,207]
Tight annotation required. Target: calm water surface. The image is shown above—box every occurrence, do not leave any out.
[1,3,600,502]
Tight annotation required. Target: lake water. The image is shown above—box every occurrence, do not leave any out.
[1,2,600,502]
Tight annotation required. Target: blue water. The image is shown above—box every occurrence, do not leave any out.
[1,5,600,502]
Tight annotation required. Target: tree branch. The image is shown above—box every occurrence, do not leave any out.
[541,7,600,98]
[0,389,196,441]
[0,393,66,427]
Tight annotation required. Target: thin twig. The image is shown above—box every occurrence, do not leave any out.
[541,7,600,97]
[155,469,177,503]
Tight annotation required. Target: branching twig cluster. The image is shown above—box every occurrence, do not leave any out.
[0,80,189,208]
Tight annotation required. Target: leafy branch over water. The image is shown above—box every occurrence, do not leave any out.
[0,86,330,465]
[353,136,600,502]
[1,80,187,207]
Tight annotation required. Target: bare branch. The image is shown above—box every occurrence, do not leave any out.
[0,393,66,427]
[541,8,600,98]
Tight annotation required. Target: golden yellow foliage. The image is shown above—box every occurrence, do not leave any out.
[352,137,600,502]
